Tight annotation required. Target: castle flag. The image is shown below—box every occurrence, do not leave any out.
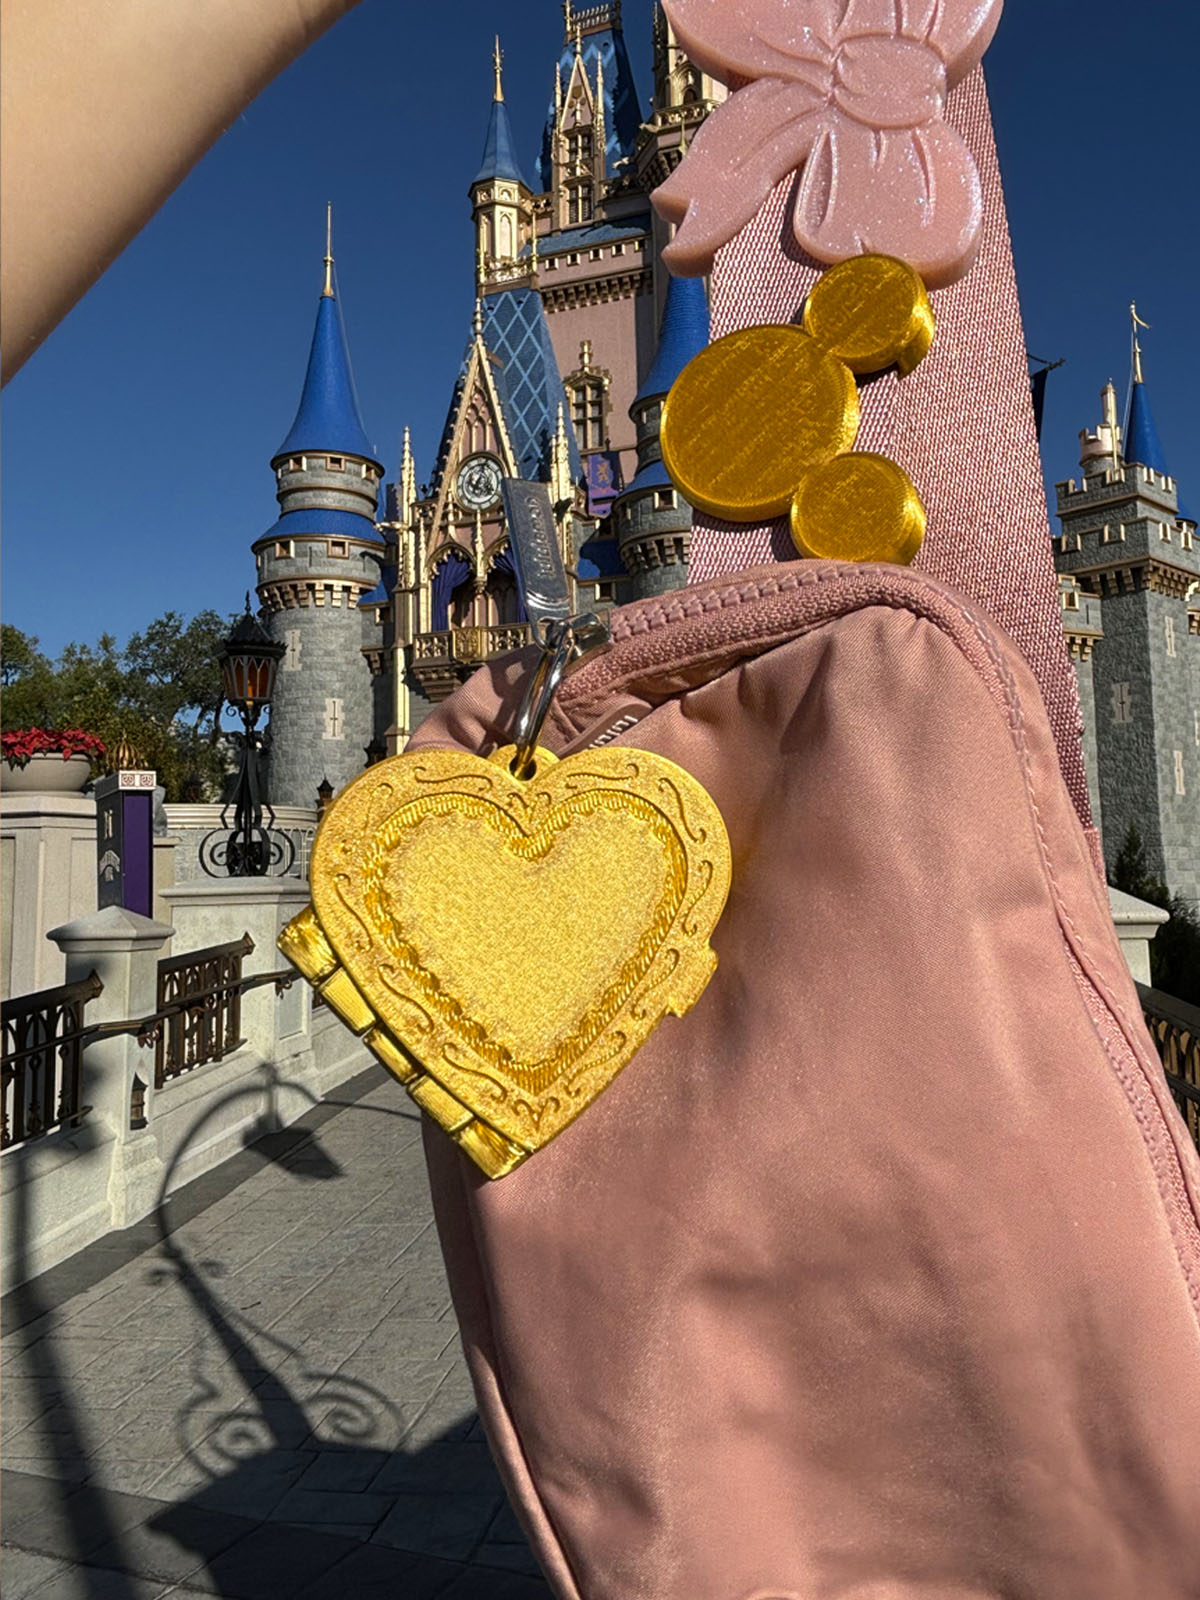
[586,451,623,517]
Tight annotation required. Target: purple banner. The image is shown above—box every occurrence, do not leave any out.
[585,451,623,517]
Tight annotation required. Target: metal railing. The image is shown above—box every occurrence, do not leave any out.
[412,623,532,665]
[1139,983,1200,1154]
[1,972,103,1148]
[155,935,252,1087]
[1,942,296,1150]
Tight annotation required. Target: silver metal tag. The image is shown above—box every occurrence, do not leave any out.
[500,479,571,633]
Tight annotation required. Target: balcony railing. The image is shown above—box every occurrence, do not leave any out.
[1,972,103,1149]
[1,946,297,1151]
[155,935,253,1087]
[412,624,532,666]
[1139,983,1200,1154]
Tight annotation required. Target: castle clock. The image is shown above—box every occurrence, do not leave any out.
[456,453,503,512]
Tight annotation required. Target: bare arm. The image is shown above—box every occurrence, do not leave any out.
[0,0,363,381]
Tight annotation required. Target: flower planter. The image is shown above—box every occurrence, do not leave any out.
[3,754,93,794]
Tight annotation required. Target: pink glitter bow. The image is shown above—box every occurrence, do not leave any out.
[654,0,1003,288]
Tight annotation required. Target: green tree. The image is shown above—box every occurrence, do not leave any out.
[1110,823,1200,1006]
[124,611,227,739]
[2,612,238,801]
[1,624,49,687]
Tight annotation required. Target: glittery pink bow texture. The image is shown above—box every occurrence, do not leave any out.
[654,0,1003,287]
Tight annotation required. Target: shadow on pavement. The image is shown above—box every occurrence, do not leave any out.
[141,1078,551,1596]
[2,1071,553,1598]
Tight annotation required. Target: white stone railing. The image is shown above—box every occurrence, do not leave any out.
[0,882,370,1290]
[164,803,318,884]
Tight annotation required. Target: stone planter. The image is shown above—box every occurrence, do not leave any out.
[3,754,93,794]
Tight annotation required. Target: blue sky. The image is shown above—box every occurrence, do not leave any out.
[4,0,1197,656]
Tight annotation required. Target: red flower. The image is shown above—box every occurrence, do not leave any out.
[2,728,107,769]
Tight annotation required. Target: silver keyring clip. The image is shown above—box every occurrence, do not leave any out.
[498,478,611,777]
[511,620,574,780]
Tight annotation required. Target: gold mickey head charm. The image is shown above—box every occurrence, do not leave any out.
[802,253,934,376]
[791,453,926,565]
[660,324,858,521]
[280,743,731,1179]
[660,254,933,566]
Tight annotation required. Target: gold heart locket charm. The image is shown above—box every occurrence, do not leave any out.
[280,739,730,1177]
[280,482,730,1177]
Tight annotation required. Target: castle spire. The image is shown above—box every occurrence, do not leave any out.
[1123,304,1169,475]
[634,272,710,406]
[472,40,529,188]
[274,223,378,464]
[1131,301,1149,386]
[400,426,416,525]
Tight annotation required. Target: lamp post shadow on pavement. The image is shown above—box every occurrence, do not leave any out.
[2,1068,551,1598]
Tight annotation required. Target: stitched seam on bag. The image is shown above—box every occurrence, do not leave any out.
[579,569,1200,1313]
[610,562,860,639]
[560,566,999,727]
[454,1158,586,1597]
[952,609,1200,1316]
[564,589,1000,730]
[907,586,1200,1311]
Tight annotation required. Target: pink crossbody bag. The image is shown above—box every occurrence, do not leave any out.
[410,563,1200,1599]
[399,37,1200,1600]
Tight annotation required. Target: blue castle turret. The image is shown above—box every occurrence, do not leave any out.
[1054,310,1199,904]
[613,272,709,598]
[474,61,529,190]
[1124,365,1170,477]
[252,219,388,807]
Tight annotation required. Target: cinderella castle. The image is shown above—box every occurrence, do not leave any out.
[245,2,1198,906]
[251,2,720,809]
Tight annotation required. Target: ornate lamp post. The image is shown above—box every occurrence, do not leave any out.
[215,603,285,877]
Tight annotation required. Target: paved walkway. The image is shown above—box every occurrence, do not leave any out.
[1,1064,553,1599]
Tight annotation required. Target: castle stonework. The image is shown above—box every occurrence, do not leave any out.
[252,263,389,807]
[380,4,719,745]
[1055,368,1200,905]
[250,7,719,803]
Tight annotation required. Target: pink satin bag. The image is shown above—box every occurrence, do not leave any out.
[408,560,1200,1600]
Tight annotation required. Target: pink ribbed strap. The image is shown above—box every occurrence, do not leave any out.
[691,68,1094,837]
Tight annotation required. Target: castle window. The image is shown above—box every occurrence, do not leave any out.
[566,185,593,225]
[1166,615,1177,657]
[1063,589,1080,611]
[330,540,347,558]
[655,490,676,510]
[1160,522,1172,541]
[1175,750,1186,797]
[1101,524,1125,544]
[1111,682,1133,725]
[289,457,303,471]
[275,540,294,559]
[328,456,344,471]
[1183,526,1195,551]
[568,375,607,451]
[590,248,602,260]
[595,582,616,602]
[567,251,580,265]
[565,127,593,174]
[613,242,625,255]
